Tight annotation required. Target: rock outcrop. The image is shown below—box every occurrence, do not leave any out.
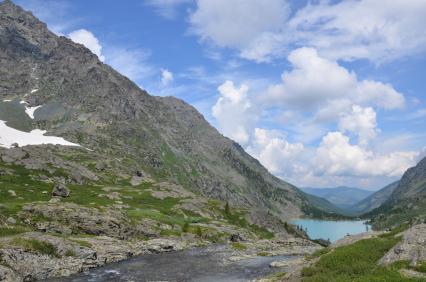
[380,224,426,266]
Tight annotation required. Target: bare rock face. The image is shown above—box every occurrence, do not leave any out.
[380,224,426,266]
[52,183,70,197]
[19,203,137,239]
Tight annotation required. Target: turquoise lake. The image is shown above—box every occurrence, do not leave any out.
[290,219,371,242]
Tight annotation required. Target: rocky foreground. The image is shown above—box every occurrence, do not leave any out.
[0,227,319,281]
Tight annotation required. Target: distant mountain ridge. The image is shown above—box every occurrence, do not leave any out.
[301,186,373,210]
[349,181,399,215]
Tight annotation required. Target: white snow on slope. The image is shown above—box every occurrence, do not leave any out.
[0,120,80,148]
[31,89,38,93]
[25,105,42,119]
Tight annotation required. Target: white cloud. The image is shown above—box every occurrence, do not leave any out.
[247,128,304,175]
[189,0,289,62]
[145,0,190,19]
[189,0,426,63]
[161,69,174,85]
[68,29,105,61]
[212,81,256,145]
[314,132,418,178]
[288,0,426,63]
[265,48,405,115]
[338,105,378,146]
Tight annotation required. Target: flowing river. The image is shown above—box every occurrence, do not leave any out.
[50,245,298,282]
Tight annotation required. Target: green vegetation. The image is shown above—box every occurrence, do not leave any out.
[0,226,30,237]
[0,162,52,216]
[12,238,59,257]
[64,249,76,257]
[182,222,190,232]
[306,247,330,260]
[301,225,424,281]
[231,242,247,251]
[263,271,287,281]
[413,261,426,273]
[69,239,92,248]
[221,202,274,239]
[195,226,203,237]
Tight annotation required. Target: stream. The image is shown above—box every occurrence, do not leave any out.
[50,245,297,282]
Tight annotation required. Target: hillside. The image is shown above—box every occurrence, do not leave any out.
[0,0,335,221]
[349,181,399,215]
[0,1,342,279]
[367,156,426,229]
[302,187,373,210]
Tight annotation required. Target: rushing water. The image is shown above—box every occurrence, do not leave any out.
[50,245,298,282]
[290,219,371,242]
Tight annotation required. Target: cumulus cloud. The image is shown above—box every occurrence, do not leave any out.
[212,81,256,145]
[314,132,419,178]
[265,48,405,116]
[189,0,426,63]
[68,29,105,61]
[288,0,426,62]
[189,0,290,62]
[161,69,174,86]
[338,105,378,146]
[210,48,414,187]
[247,128,304,175]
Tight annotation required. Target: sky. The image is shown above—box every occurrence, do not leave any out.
[14,0,426,190]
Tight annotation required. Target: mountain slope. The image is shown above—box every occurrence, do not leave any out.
[349,181,399,215]
[0,0,337,223]
[302,187,373,209]
[367,157,426,229]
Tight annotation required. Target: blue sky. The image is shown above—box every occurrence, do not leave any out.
[15,0,426,190]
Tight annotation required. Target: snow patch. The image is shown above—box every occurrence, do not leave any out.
[2,99,12,102]
[25,105,42,119]
[0,120,81,148]
[20,101,27,104]
[31,89,38,93]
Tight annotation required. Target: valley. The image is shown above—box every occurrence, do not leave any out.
[0,0,425,281]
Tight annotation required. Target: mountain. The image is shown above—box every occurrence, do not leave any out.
[349,181,399,215]
[0,1,340,279]
[0,0,342,237]
[367,156,426,229]
[301,187,373,210]
[0,0,320,219]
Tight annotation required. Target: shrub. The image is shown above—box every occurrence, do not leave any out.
[231,242,247,251]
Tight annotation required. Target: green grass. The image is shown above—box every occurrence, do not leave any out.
[0,163,52,216]
[12,238,59,257]
[0,226,30,237]
[412,261,426,273]
[306,247,330,260]
[263,271,287,281]
[301,229,424,282]
[222,205,274,239]
[69,239,92,248]
[231,242,247,251]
